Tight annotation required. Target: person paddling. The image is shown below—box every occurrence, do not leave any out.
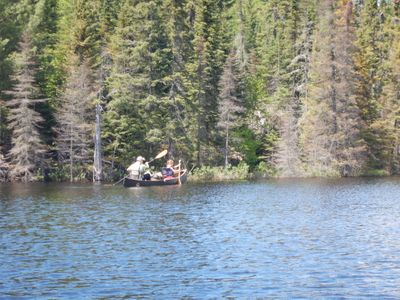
[127,156,147,179]
[162,159,174,178]
[161,159,181,179]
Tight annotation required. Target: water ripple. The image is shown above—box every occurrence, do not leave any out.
[1,178,400,298]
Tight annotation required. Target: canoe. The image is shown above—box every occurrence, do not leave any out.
[123,169,188,188]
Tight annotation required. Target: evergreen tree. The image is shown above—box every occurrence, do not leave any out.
[45,0,102,102]
[104,0,173,166]
[0,0,29,91]
[51,0,113,181]
[354,0,387,172]
[26,0,59,148]
[242,0,305,173]
[300,0,365,176]
[0,0,28,153]
[5,33,47,182]
[28,0,59,101]
[372,3,400,174]
[2,0,400,181]
[164,0,196,161]
[299,0,335,176]
[186,0,231,165]
[218,51,245,167]
[274,2,316,177]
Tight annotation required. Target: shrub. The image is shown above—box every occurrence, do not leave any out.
[362,169,390,177]
[190,162,250,182]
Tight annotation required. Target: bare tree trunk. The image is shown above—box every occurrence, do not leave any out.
[111,142,117,175]
[93,103,103,182]
[70,129,73,182]
[168,137,174,159]
[225,126,229,168]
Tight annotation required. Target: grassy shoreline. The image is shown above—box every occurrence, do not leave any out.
[188,164,395,183]
[0,162,395,183]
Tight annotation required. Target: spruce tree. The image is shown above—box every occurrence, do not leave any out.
[274,2,316,177]
[244,0,305,173]
[104,0,173,166]
[354,0,387,172]
[164,0,196,161]
[300,0,365,176]
[28,0,59,100]
[0,1,24,154]
[5,33,47,182]
[0,0,26,92]
[186,0,231,165]
[218,51,245,167]
[372,4,400,174]
[299,0,336,176]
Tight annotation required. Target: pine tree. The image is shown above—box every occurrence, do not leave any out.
[163,0,196,161]
[242,0,306,173]
[52,0,115,181]
[5,33,47,182]
[45,0,102,101]
[104,0,173,166]
[186,0,231,165]
[27,0,59,148]
[0,0,27,92]
[218,51,245,167]
[0,1,25,153]
[300,0,365,176]
[372,3,400,174]
[274,2,316,177]
[232,0,268,169]
[27,0,59,101]
[354,0,387,172]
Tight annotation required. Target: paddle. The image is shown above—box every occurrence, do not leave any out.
[178,159,182,185]
[113,176,126,186]
[113,150,168,186]
[147,149,168,164]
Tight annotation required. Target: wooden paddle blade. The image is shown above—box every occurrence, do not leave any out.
[155,149,168,159]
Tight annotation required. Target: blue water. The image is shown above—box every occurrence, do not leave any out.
[1,178,400,298]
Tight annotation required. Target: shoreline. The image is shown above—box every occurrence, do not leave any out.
[1,173,400,185]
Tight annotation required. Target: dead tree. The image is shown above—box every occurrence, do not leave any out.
[218,52,244,167]
[5,33,47,182]
[56,60,94,182]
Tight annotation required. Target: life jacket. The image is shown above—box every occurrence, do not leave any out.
[128,161,144,178]
[161,167,174,177]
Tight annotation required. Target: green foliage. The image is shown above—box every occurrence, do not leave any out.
[190,161,250,182]
[362,169,390,177]
[254,161,276,176]
[48,164,93,182]
[2,0,400,182]
[237,127,261,168]
[0,0,26,92]
[103,0,174,167]
[354,0,389,171]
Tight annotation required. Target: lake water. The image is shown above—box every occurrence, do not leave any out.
[1,178,400,298]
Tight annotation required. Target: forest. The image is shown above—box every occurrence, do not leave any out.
[0,0,400,182]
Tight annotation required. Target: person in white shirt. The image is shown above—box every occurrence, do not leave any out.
[127,156,147,179]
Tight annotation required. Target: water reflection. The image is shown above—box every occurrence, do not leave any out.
[1,178,400,298]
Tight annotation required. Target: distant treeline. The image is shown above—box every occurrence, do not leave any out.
[0,0,400,182]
